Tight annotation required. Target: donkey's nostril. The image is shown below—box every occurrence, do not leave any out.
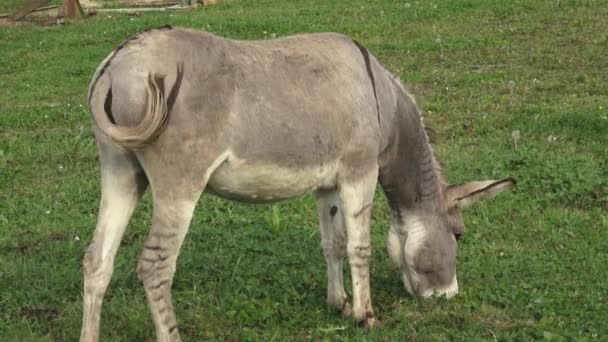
[454,233,462,241]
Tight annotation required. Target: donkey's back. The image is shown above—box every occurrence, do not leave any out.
[88,26,387,200]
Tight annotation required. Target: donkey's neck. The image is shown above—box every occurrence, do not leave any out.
[379,82,445,216]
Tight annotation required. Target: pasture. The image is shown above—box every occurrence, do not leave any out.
[1,0,606,340]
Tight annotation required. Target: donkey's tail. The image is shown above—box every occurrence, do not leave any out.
[89,63,184,149]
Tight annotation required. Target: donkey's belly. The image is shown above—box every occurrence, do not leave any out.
[206,156,338,203]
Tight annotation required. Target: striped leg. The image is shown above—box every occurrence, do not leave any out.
[339,168,379,327]
[136,194,199,342]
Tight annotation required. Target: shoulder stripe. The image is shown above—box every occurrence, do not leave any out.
[353,40,381,128]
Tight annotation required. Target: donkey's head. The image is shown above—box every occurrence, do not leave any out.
[387,178,515,298]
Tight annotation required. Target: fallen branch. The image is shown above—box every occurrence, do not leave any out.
[10,0,53,21]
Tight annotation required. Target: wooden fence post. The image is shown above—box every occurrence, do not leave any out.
[61,0,83,18]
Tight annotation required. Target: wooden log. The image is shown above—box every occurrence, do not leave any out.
[96,6,168,12]
[116,0,179,6]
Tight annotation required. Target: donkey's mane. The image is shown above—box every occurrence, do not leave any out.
[389,73,447,189]
[421,120,447,188]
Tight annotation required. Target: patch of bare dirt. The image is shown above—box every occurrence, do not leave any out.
[19,307,59,320]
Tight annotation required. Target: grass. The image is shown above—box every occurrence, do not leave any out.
[1,0,607,340]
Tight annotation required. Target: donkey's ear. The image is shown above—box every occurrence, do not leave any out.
[447,178,515,209]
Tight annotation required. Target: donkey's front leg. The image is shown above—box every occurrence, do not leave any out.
[314,190,351,316]
[137,192,200,342]
[339,168,380,327]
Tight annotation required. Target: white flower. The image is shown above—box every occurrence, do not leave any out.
[511,130,521,148]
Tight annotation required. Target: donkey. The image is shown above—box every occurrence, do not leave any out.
[82,26,514,341]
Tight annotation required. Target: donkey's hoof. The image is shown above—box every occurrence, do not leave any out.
[340,302,353,317]
[359,316,382,329]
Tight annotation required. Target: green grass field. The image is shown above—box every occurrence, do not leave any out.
[1,0,607,340]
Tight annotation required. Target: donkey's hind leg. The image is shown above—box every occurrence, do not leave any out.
[136,189,201,342]
[314,190,352,316]
[133,149,228,342]
[81,142,148,342]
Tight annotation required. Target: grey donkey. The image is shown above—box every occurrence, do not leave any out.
[82,26,514,341]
